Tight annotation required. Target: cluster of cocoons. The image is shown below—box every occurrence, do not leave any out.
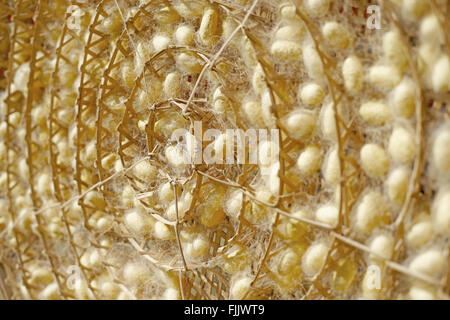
[0,0,448,301]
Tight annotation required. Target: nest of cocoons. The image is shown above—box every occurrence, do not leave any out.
[0,0,449,301]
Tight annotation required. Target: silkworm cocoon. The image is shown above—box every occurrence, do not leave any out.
[359,101,392,125]
[158,182,175,203]
[355,191,389,234]
[271,40,302,61]
[176,52,203,73]
[242,100,265,128]
[302,242,329,276]
[14,63,30,92]
[198,7,219,46]
[163,72,181,98]
[231,277,252,299]
[165,145,187,169]
[175,25,195,46]
[31,105,48,126]
[81,249,101,269]
[174,1,205,18]
[432,55,450,93]
[418,42,440,72]
[420,15,443,44]
[432,127,450,172]
[260,90,277,128]
[383,31,408,71]
[121,185,136,208]
[391,79,416,118]
[304,0,330,17]
[9,111,21,127]
[388,127,416,163]
[189,237,208,258]
[154,6,180,24]
[154,111,187,139]
[135,41,152,73]
[320,103,339,140]
[409,284,435,300]
[297,145,322,176]
[303,44,325,81]
[0,121,6,138]
[222,16,238,42]
[386,167,410,205]
[224,189,243,219]
[266,162,281,196]
[322,22,352,49]
[277,249,301,276]
[166,193,192,221]
[152,34,171,52]
[163,288,179,300]
[274,24,305,41]
[100,11,123,34]
[123,262,151,286]
[284,110,316,140]
[360,144,389,177]
[407,219,433,248]
[120,60,137,89]
[88,211,112,232]
[342,55,364,94]
[258,140,277,167]
[361,269,381,299]
[39,282,60,300]
[100,154,117,172]
[279,3,296,20]
[223,245,248,273]
[85,191,106,210]
[315,205,339,227]
[432,190,450,235]
[402,0,428,18]
[154,221,174,240]
[409,250,445,276]
[96,214,113,232]
[29,267,54,286]
[36,173,53,197]
[369,65,402,88]
[369,234,394,261]
[251,64,268,95]
[133,161,158,181]
[299,83,325,106]
[213,87,231,113]
[124,210,153,234]
[100,281,121,299]
[323,148,340,186]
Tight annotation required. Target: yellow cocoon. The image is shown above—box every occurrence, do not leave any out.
[432,189,450,236]
[322,22,352,49]
[406,218,433,248]
[302,242,329,276]
[271,40,302,61]
[304,0,330,17]
[297,145,322,176]
[355,191,389,234]
[409,250,445,276]
[360,144,389,178]
[315,205,339,227]
[299,83,325,106]
[388,127,416,163]
[432,127,450,173]
[386,167,410,205]
[369,234,394,261]
[359,101,392,126]
[342,55,364,94]
[284,110,316,141]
